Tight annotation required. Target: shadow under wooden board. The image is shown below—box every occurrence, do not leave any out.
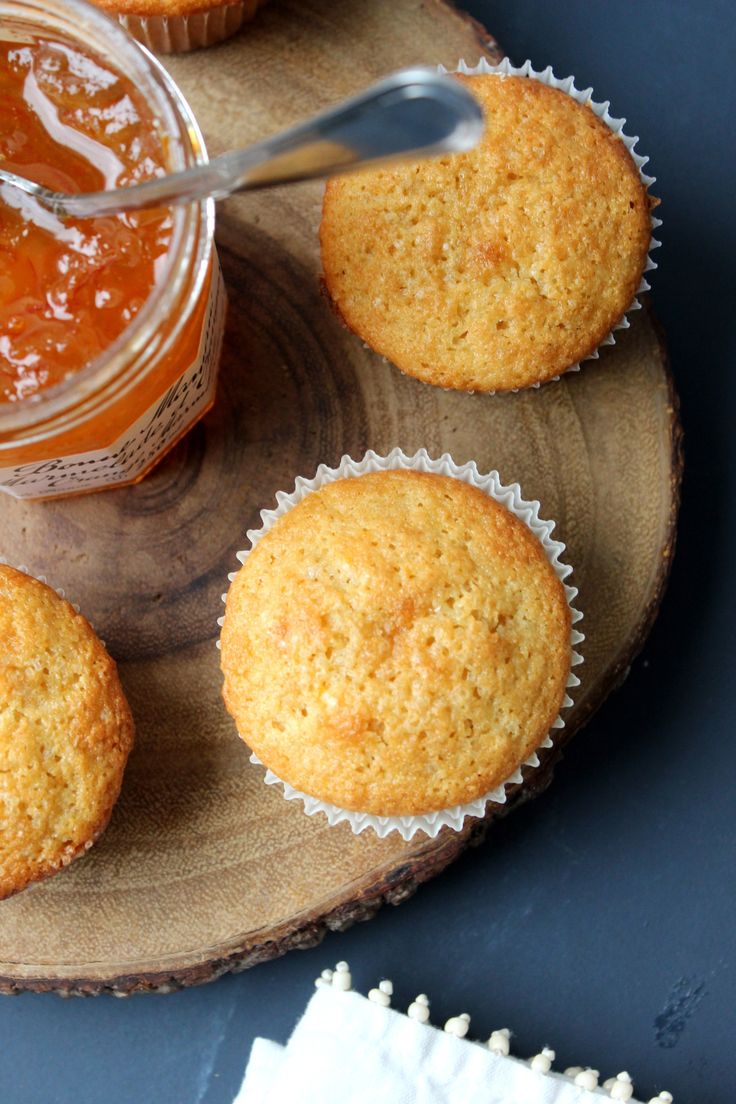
[0,0,681,994]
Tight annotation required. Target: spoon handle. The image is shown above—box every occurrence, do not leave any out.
[50,68,483,220]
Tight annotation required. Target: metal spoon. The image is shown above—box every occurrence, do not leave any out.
[0,67,483,221]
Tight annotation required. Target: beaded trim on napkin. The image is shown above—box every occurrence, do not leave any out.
[313,961,673,1103]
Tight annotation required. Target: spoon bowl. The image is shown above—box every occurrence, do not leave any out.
[0,68,484,220]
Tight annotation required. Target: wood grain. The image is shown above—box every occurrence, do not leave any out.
[0,0,680,994]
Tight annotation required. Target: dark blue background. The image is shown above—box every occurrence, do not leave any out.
[3,3,734,1101]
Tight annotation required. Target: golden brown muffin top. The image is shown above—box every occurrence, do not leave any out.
[221,471,571,816]
[0,566,134,900]
[320,74,653,393]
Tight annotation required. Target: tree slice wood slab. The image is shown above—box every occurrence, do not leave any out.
[0,0,681,995]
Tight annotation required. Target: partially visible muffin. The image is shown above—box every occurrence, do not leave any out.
[221,470,571,817]
[93,0,269,53]
[0,566,134,900]
[321,73,653,392]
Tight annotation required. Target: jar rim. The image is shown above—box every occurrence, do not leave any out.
[0,0,214,443]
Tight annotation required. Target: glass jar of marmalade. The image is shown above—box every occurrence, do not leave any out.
[0,0,226,500]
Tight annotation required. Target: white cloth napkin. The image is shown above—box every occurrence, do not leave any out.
[236,987,644,1104]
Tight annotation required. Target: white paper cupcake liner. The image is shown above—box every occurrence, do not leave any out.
[439,58,661,391]
[119,0,267,53]
[218,448,584,841]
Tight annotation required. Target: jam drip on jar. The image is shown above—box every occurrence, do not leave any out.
[0,38,173,402]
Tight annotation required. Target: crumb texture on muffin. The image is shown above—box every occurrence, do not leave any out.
[221,470,571,816]
[0,566,134,900]
[320,74,652,392]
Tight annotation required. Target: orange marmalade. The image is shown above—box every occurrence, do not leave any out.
[0,39,173,402]
[0,0,223,500]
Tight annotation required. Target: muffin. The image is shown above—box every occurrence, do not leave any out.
[93,0,269,53]
[0,566,134,900]
[221,466,573,819]
[321,70,655,392]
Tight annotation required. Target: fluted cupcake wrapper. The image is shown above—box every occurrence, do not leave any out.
[441,58,661,392]
[118,0,268,53]
[218,448,584,841]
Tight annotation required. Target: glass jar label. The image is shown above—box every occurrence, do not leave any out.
[0,259,227,500]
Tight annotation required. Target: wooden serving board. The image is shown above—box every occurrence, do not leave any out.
[0,0,680,994]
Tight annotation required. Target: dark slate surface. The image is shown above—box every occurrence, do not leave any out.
[2,2,734,1101]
